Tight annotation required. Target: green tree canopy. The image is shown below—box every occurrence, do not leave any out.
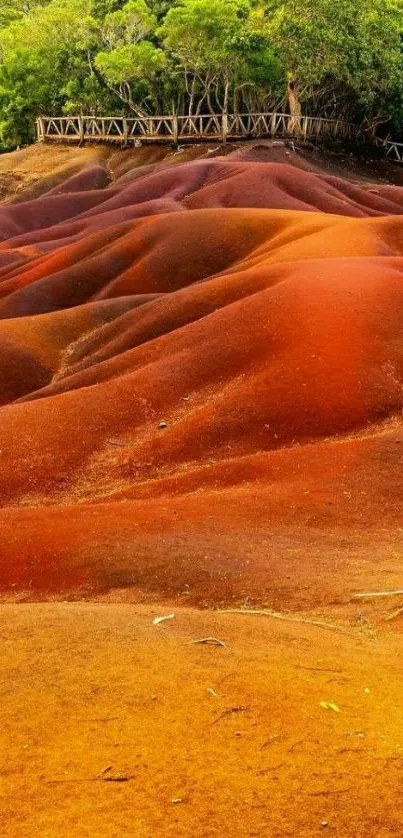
[94,0,166,114]
[158,0,281,115]
[0,0,402,149]
[265,0,403,126]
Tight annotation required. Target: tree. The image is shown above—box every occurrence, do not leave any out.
[264,0,403,131]
[95,41,166,114]
[0,0,50,28]
[94,0,166,115]
[0,0,402,149]
[158,0,280,117]
[0,0,97,145]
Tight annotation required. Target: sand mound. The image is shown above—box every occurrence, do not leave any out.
[0,151,403,602]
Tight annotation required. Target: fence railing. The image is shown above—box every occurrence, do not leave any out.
[382,139,403,163]
[36,112,361,146]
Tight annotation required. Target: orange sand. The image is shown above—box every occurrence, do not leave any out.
[0,145,403,602]
[1,142,403,837]
[2,602,403,838]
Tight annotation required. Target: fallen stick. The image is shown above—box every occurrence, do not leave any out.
[189,637,227,648]
[294,665,343,674]
[211,705,249,725]
[45,774,133,784]
[288,737,311,753]
[217,609,350,635]
[352,589,403,599]
[76,717,120,723]
[259,735,281,751]
[384,607,403,622]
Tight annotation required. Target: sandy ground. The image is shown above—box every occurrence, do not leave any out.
[1,141,403,835]
[1,602,403,837]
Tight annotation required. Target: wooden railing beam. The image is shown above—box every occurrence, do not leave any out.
[35,111,399,160]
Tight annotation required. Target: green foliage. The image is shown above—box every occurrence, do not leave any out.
[158,0,250,71]
[0,0,50,28]
[0,0,97,145]
[0,0,402,149]
[266,0,403,122]
[100,0,156,47]
[94,0,166,112]
[96,41,165,86]
[158,0,281,114]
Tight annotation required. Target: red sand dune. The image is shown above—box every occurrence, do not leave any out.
[1,147,403,603]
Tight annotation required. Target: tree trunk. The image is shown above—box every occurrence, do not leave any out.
[188,75,196,117]
[222,78,230,144]
[233,85,238,117]
[223,78,230,116]
[287,77,302,134]
[206,86,214,116]
[195,75,211,116]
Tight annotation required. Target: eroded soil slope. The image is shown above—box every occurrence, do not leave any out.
[0,142,403,607]
[2,142,403,838]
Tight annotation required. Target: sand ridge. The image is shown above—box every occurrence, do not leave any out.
[0,147,403,604]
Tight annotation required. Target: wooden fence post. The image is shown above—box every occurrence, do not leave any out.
[78,115,84,144]
[222,112,228,144]
[172,114,178,144]
[37,116,45,142]
[123,117,128,147]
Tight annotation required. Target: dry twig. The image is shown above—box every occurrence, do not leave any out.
[384,607,403,622]
[294,665,342,674]
[259,735,281,751]
[211,705,249,725]
[217,609,350,635]
[45,774,133,784]
[352,589,403,599]
[189,637,226,648]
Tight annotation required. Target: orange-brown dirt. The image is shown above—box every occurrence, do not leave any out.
[2,602,403,838]
[2,603,403,837]
[1,141,403,603]
[1,140,403,836]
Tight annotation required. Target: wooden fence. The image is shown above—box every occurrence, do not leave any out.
[382,139,403,164]
[36,112,361,146]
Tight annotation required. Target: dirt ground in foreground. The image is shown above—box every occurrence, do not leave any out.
[1,602,403,837]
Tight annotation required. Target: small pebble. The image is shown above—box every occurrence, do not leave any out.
[159,420,168,429]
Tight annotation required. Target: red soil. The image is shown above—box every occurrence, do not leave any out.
[0,143,403,608]
[3,142,403,838]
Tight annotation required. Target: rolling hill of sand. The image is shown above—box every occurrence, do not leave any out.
[2,141,403,838]
[0,142,403,606]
